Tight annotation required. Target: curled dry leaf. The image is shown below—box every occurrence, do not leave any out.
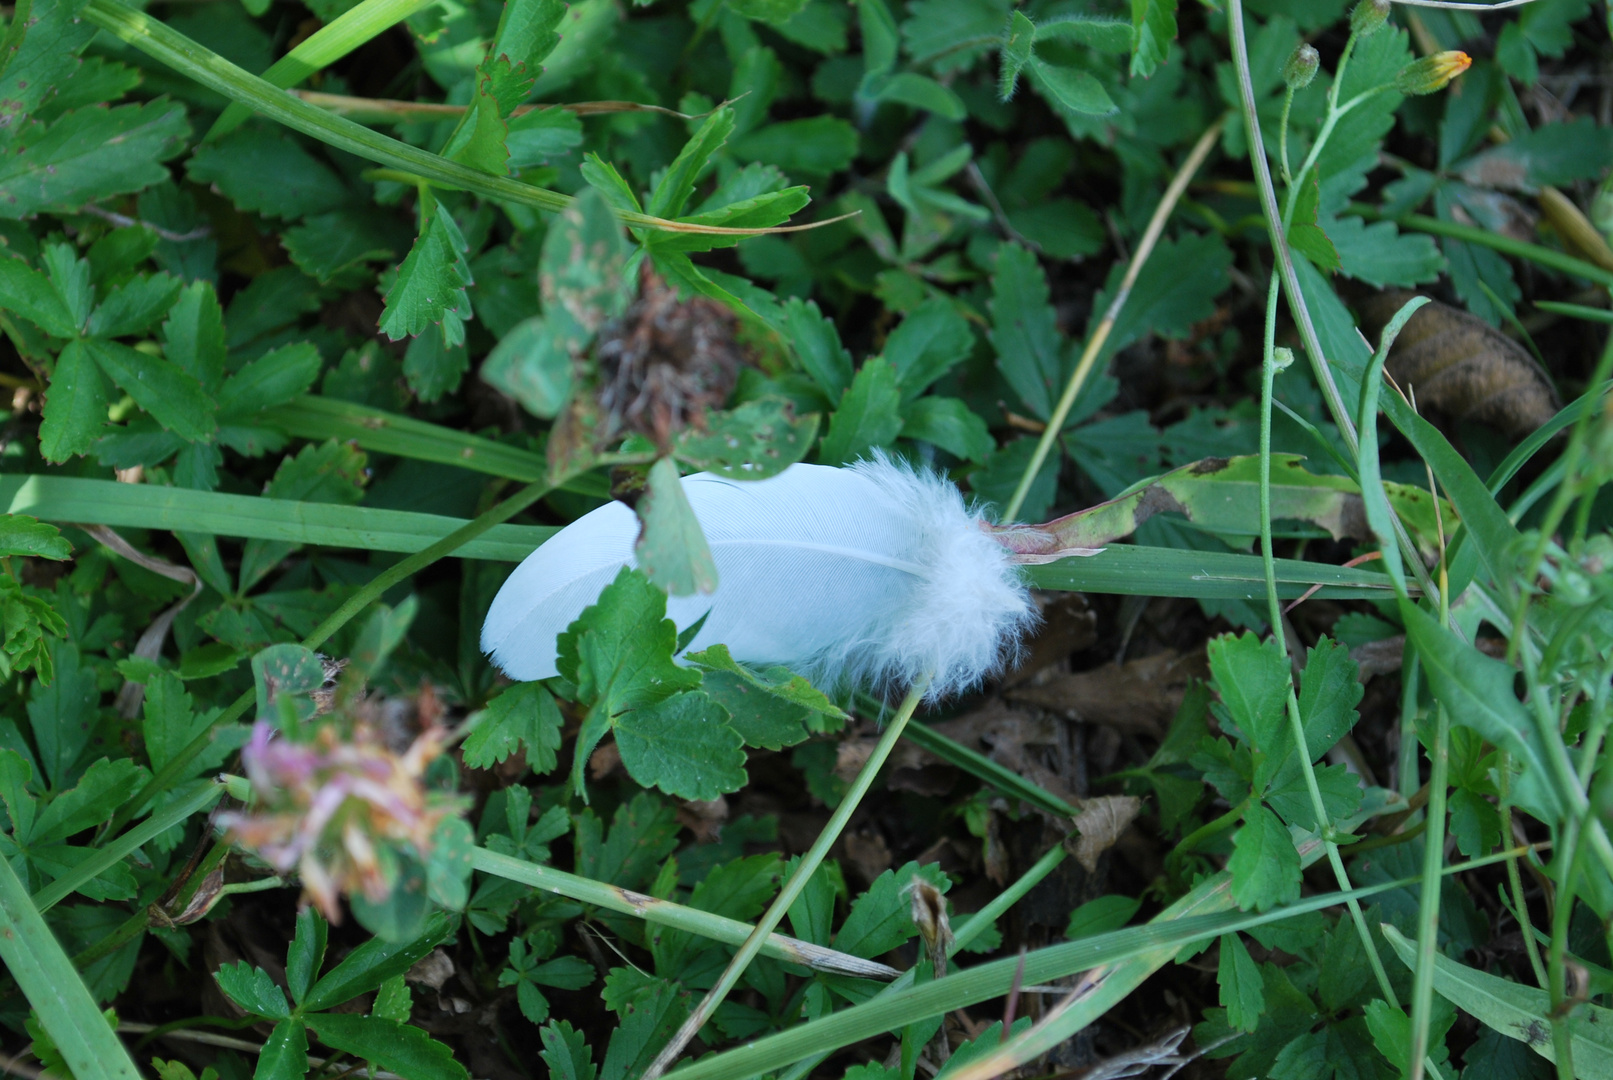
[1006,648,1208,737]
[1357,290,1559,438]
[1068,794,1142,873]
[905,878,954,977]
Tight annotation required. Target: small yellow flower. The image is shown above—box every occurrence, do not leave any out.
[1395,52,1472,96]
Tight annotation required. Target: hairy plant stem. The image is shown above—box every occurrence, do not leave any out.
[1225,0,1441,610]
[641,677,932,1080]
[1001,114,1226,523]
[1259,269,1399,1006]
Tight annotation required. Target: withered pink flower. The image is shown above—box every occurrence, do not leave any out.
[220,715,462,922]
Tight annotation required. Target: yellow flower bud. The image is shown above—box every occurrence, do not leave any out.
[1394,51,1472,96]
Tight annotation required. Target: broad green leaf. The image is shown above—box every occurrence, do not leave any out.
[283,207,405,285]
[372,976,413,1022]
[379,194,474,345]
[215,962,290,1019]
[85,339,216,443]
[672,397,818,479]
[730,116,859,178]
[160,282,227,392]
[0,0,97,122]
[30,757,144,844]
[1065,894,1140,940]
[1030,61,1117,116]
[0,102,189,219]
[540,1021,597,1080]
[26,643,101,789]
[249,644,327,726]
[819,359,902,465]
[1035,16,1131,52]
[688,643,844,748]
[1400,604,1562,821]
[286,907,328,1006]
[1207,632,1289,756]
[462,682,563,772]
[834,863,949,959]
[306,1014,468,1080]
[0,255,80,338]
[599,975,689,1080]
[1227,803,1300,912]
[1129,0,1176,77]
[0,516,70,561]
[186,127,350,220]
[885,297,973,399]
[558,569,702,794]
[988,243,1060,419]
[1295,637,1361,760]
[1329,216,1444,288]
[141,674,213,775]
[1382,924,1613,1074]
[85,273,182,339]
[491,0,567,74]
[539,186,634,340]
[217,344,323,420]
[900,396,994,462]
[481,316,575,419]
[507,107,584,170]
[861,72,966,120]
[1217,932,1264,1033]
[403,332,469,403]
[255,1020,307,1080]
[783,297,853,398]
[1288,176,1340,272]
[635,457,718,598]
[1448,788,1501,859]
[614,691,747,801]
[302,912,455,1013]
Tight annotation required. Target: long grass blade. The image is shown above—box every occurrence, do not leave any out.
[0,855,142,1080]
[471,848,899,980]
[209,0,438,139]
[33,782,224,913]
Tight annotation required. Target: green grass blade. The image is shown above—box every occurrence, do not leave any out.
[1484,379,1612,496]
[1385,213,1613,291]
[1022,544,1399,599]
[0,855,142,1080]
[0,475,556,560]
[209,0,439,139]
[663,874,1416,1080]
[261,397,547,483]
[81,0,574,215]
[33,781,224,913]
[470,847,899,980]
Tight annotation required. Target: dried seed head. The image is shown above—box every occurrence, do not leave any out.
[1350,0,1391,37]
[1395,51,1472,95]
[594,265,745,452]
[1283,44,1320,90]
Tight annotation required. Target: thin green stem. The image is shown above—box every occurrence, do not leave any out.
[1000,116,1225,523]
[642,677,932,1080]
[1547,816,1587,1080]
[1499,754,1550,988]
[1408,703,1449,1080]
[1277,86,1296,184]
[1166,801,1247,879]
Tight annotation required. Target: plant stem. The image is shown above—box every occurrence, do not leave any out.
[640,677,931,1080]
[1407,703,1449,1080]
[1000,115,1226,523]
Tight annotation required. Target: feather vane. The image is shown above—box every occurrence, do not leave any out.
[481,456,1035,698]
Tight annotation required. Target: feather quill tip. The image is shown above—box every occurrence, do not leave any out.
[481,455,1037,702]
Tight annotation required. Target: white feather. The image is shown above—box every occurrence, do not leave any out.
[481,456,1036,699]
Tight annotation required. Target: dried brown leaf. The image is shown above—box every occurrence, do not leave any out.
[1068,794,1141,873]
[1357,290,1559,438]
[1005,649,1208,736]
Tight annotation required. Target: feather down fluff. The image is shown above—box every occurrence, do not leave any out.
[481,456,1036,699]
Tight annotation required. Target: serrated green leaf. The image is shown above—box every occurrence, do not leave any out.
[783,297,853,398]
[1328,216,1443,287]
[462,682,563,772]
[218,344,322,421]
[1129,0,1176,77]
[303,912,455,1012]
[379,194,474,344]
[157,281,224,392]
[1288,175,1340,272]
[0,255,80,338]
[819,358,902,465]
[86,273,182,339]
[84,339,217,443]
[899,396,994,462]
[834,862,949,959]
[215,962,290,1019]
[885,297,973,399]
[730,116,858,178]
[186,127,350,219]
[1227,803,1299,912]
[286,907,328,1006]
[306,1013,467,1080]
[540,1021,597,1080]
[988,243,1060,419]
[615,691,746,801]
[1217,932,1264,1033]
[1207,632,1289,756]
[39,341,110,463]
[648,108,735,221]
[686,643,843,749]
[0,516,70,561]
[283,208,406,285]
[0,101,190,219]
